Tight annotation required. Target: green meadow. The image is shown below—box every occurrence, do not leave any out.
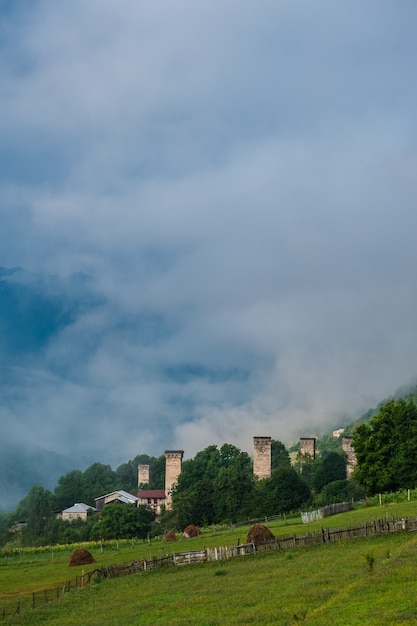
[2,500,417,625]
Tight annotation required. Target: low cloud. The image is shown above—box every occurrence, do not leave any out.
[0,1,416,467]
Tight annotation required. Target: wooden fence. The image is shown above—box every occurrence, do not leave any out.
[2,516,416,621]
[87,515,417,584]
[301,501,353,523]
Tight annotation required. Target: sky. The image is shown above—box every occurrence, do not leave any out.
[0,0,416,467]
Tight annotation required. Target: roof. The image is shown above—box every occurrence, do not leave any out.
[137,489,166,499]
[63,503,96,513]
[95,490,138,503]
[116,490,138,501]
[114,496,137,505]
[164,449,184,454]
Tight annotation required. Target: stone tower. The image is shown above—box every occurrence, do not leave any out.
[253,436,272,480]
[138,464,150,488]
[164,450,184,509]
[342,436,357,478]
[300,437,316,460]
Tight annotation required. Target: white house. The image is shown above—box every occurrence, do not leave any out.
[56,503,96,522]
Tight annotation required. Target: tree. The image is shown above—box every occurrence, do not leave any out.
[81,463,117,506]
[172,446,220,526]
[214,447,255,522]
[353,398,417,494]
[255,467,311,516]
[310,452,347,493]
[297,452,315,487]
[19,486,56,546]
[115,454,166,492]
[93,503,154,540]
[319,479,365,505]
[54,470,84,510]
[0,510,17,546]
[171,444,256,526]
[271,440,291,471]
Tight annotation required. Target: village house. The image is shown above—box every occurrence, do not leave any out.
[94,490,138,511]
[137,489,166,515]
[56,503,96,522]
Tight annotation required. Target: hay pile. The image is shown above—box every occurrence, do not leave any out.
[163,531,178,542]
[183,524,201,538]
[69,548,96,567]
[246,523,275,545]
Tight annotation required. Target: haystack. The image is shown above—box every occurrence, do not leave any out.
[246,523,275,545]
[183,524,201,538]
[69,548,96,567]
[163,531,178,542]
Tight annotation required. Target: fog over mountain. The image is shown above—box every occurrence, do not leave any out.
[0,1,416,487]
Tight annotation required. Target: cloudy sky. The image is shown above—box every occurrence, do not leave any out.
[0,0,416,467]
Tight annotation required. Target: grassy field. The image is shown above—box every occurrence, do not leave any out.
[2,500,417,624]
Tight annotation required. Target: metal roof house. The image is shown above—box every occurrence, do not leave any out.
[94,490,138,511]
[56,503,96,522]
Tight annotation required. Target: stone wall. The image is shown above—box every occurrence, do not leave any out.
[341,436,357,478]
[138,464,150,487]
[164,450,184,509]
[300,437,316,460]
[253,436,272,479]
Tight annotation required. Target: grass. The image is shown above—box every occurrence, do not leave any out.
[8,533,417,625]
[2,500,417,624]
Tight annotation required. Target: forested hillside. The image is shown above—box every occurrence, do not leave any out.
[2,379,416,512]
[3,391,417,547]
[0,437,362,547]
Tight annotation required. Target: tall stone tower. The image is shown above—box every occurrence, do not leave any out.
[138,464,150,488]
[164,450,184,509]
[300,437,316,460]
[253,436,272,480]
[341,436,357,478]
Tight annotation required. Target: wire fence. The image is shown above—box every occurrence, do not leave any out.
[1,579,75,622]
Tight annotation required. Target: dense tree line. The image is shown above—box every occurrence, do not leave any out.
[54,454,165,511]
[0,438,361,546]
[161,440,351,530]
[0,486,156,547]
[353,398,417,495]
[0,453,164,546]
